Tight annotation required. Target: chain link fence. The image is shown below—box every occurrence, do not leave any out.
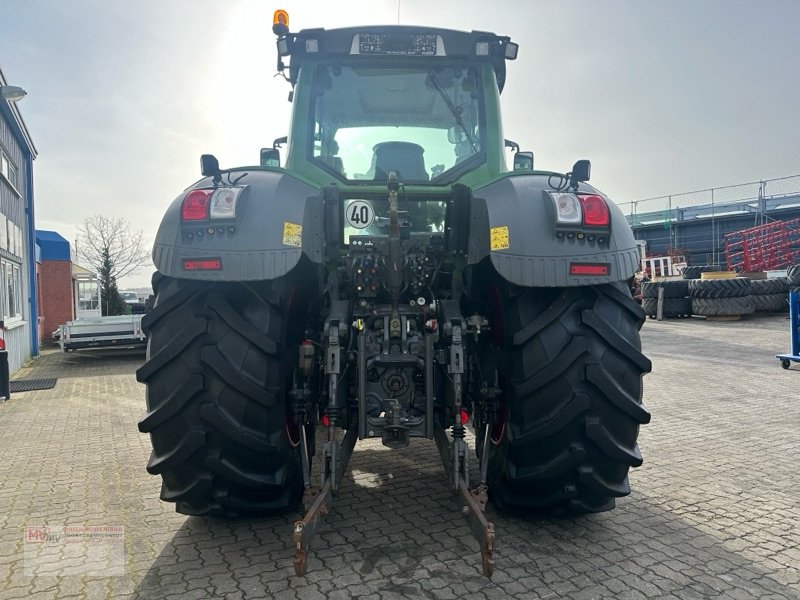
[619,174,800,227]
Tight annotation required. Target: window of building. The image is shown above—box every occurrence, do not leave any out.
[0,149,18,189]
[1,258,22,321]
[77,281,99,311]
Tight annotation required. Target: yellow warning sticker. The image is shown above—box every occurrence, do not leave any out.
[282,222,302,247]
[490,225,510,251]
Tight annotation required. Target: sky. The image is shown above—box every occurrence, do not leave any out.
[1,0,799,288]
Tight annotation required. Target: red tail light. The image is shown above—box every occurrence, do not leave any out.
[181,190,213,221]
[577,194,609,227]
[570,263,609,276]
[183,258,222,271]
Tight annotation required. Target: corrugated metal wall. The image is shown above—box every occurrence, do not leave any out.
[0,109,33,374]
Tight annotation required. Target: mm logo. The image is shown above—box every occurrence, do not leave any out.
[25,527,59,544]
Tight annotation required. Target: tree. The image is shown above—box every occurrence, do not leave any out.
[75,215,151,316]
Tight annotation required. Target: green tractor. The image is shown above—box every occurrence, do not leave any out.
[137,12,651,576]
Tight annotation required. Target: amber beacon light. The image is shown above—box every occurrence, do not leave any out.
[273,9,290,35]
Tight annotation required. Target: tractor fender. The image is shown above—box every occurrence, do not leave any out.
[471,174,640,287]
[152,170,323,281]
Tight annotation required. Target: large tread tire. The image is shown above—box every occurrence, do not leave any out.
[640,280,689,299]
[136,276,304,517]
[692,296,755,316]
[682,265,723,279]
[688,277,751,299]
[787,265,800,286]
[750,293,789,312]
[485,283,651,515]
[642,297,692,318]
[749,278,789,295]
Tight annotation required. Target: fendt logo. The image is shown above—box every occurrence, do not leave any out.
[25,526,60,544]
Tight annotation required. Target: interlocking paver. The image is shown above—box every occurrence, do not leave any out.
[0,317,799,598]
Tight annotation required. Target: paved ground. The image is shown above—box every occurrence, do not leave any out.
[0,314,799,599]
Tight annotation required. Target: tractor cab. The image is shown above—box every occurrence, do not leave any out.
[272,17,519,189]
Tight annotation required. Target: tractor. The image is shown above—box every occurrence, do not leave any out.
[137,11,651,576]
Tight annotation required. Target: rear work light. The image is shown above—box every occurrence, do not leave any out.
[181,190,212,221]
[550,193,582,224]
[577,194,610,227]
[209,187,243,219]
[183,258,222,271]
[570,263,609,276]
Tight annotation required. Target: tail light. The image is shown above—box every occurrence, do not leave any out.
[181,187,243,221]
[577,194,610,227]
[181,190,212,221]
[549,192,610,228]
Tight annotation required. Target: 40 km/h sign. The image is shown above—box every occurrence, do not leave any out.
[345,200,375,230]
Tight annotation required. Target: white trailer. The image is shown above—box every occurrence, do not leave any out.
[54,315,146,351]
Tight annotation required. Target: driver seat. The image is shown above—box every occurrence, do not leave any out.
[372,142,428,181]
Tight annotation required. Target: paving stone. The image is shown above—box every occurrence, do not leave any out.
[0,321,798,599]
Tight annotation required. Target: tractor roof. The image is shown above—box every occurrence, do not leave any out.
[284,25,518,92]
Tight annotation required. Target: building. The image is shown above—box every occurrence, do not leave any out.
[36,230,101,340]
[1,66,38,373]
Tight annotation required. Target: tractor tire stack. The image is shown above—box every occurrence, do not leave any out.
[688,277,754,317]
[748,277,790,313]
[641,280,691,318]
[682,265,723,280]
[788,265,800,297]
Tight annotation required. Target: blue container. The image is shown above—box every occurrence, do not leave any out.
[776,291,800,369]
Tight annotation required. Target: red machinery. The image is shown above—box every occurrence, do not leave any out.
[725,217,800,272]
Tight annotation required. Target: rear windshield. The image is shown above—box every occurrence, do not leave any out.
[310,64,484,183]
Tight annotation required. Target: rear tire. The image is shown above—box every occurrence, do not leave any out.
[682,265,723,279]
[691,296,755,316]
[688,277,751,298]
[641,280,689,299]
[749,278,789,295]
[750,293,789,312]
[642,297,692,318]
[484,283,651,515]
[787,265,800,286]
[136,276,304,517]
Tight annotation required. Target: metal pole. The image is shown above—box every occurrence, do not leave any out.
[711,188,715,265]
[0,350,10,400]
[668,195,673,252]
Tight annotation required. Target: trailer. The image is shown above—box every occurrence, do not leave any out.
[54,315,146,351]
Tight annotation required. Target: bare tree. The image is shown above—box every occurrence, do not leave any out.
[75,215,151,315]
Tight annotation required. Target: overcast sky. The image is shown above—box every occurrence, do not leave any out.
[2,0,799,288]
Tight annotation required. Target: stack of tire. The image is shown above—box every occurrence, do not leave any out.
[641,280,691,318]
[748,277,790,313]
[681,265,723,280]
[688,276,753,318]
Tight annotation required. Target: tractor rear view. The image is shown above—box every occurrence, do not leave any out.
[137,11,651,576]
